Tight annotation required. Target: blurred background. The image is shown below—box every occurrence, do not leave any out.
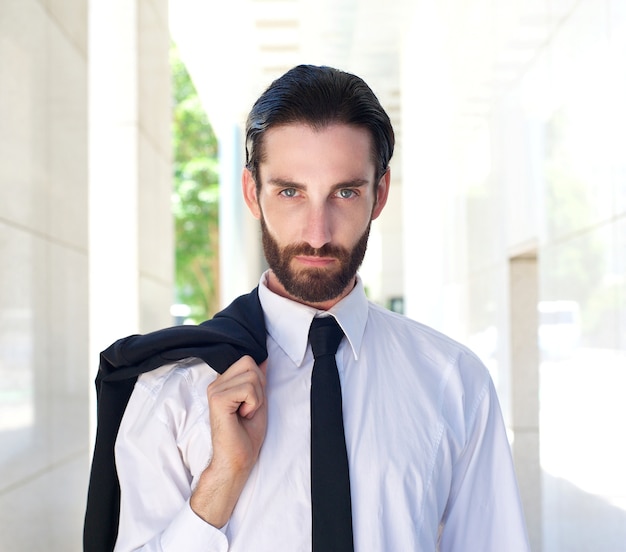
[0,0,625,550]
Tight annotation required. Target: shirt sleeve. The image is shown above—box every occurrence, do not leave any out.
[113,364,229,552]
[439,363,531,552]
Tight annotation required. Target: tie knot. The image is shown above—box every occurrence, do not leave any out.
[309,317,345,359]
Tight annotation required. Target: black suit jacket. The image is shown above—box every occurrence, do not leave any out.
[83,288,267,552]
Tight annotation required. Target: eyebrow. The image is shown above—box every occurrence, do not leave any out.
[267,177,371,191]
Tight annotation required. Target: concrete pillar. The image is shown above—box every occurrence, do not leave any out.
[217,123,265,308]
[88,0,172,343]
[509,251,542,551]
[88,0,172,440]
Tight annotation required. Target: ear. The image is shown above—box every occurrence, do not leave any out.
[371,169,391,220]
[242,168,261,220]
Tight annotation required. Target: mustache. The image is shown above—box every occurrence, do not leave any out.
[283,242,349,258]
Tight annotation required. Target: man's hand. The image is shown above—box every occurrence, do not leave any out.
[190,355,268,528]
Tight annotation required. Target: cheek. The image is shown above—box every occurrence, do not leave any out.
[259,205,296,241]
[342,207,373,234]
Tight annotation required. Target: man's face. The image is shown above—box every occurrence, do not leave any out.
[243,123,390,309]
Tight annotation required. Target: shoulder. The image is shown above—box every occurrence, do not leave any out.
[366,302,484,367]
[124,358,217,432]
[365,301,491,406]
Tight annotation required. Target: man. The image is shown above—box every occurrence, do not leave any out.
[109,65,530,550]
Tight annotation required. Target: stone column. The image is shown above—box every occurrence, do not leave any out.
[88,0,172,437]
[509,251,542,551]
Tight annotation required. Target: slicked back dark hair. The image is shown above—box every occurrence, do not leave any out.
[245,65,395,190]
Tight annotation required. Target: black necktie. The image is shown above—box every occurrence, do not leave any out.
[309,316,354,551]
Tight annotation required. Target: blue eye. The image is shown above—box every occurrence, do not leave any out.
[338,189,356,199]
[281,188,297,198]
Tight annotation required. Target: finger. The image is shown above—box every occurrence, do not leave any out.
[209,356,266,397]
[236,359,267,419]
[208,372,266,420]
[209,366,265,402]
[215,356,266,388]
[209,376,263,413]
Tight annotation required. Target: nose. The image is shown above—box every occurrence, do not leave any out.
[303,204,332,249]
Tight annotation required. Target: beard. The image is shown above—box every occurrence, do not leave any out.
[260,216,371,304]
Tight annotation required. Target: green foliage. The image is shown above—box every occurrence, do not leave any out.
[171,44,220,322]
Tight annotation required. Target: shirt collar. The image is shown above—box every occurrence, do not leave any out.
[257,270,368,367]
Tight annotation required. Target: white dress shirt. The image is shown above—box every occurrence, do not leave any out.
[114,272,530,551]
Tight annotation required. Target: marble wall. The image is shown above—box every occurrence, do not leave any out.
[0,1,172,550]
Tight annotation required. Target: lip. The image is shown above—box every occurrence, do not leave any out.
[294,255,337,268]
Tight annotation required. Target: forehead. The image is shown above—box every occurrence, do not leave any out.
[260,123,376,179]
